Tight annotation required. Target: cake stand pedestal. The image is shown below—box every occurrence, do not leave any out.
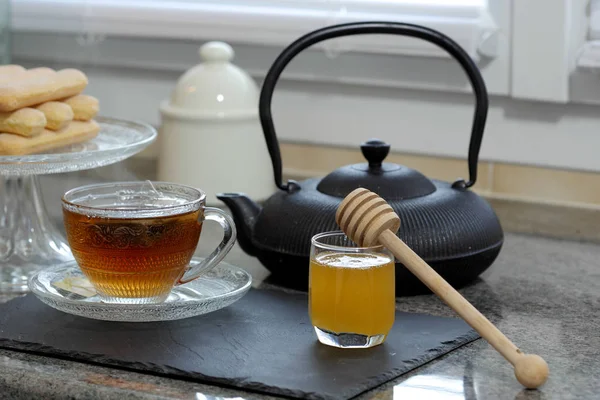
[0,117,157,293]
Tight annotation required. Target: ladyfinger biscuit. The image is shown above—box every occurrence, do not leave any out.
[0,108,46,137]
[0,67,55,84]
[0,65,26,75]
[36,101,74,131]
[0,120,99,156]
[62,94,99,121]
[0,65,27,84]
[22,67,56,78]
[0,69,88,112]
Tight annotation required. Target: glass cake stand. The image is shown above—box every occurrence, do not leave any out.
[0,117,157,293]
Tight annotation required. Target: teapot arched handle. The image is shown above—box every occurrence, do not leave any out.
[259,21,488,191]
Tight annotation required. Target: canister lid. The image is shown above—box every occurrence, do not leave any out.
[160,41,258,119]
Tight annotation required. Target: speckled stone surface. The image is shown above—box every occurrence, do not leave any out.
[0,160,598,399]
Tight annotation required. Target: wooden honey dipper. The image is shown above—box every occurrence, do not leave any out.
[336,188,549,389]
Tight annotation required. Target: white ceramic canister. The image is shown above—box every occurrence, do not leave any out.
[158,41,275,205]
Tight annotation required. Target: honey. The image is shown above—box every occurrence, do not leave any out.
[309,252,395,336]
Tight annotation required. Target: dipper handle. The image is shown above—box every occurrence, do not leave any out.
[336,188,549,389]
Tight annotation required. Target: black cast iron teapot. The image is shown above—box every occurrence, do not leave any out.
[218,22,503,295]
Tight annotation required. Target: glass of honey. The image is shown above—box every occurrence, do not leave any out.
[62,181,236,304]
[309,231,395,348]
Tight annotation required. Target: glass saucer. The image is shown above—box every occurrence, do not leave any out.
[28,258,252,322]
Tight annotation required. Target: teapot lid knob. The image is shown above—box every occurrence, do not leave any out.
[361,139,391,168]
[199,41,234,63]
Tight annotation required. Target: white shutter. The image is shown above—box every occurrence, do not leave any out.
[577,0,600,70]
[511,0,572,102]
[589,0,600,39]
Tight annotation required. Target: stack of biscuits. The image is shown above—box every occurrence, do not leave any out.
[0,65,100,156]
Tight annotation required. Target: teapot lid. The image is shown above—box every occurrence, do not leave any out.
[317,139,436,199]
[160,41,258,119]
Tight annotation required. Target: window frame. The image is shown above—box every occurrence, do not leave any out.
[10,0,511,96]
[11,0,497,58]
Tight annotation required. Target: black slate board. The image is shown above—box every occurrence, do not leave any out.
[0,290,479,400]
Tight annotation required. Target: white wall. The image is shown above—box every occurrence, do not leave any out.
[11,31,600,173]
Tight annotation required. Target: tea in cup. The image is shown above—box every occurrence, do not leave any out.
[62,181,236,304]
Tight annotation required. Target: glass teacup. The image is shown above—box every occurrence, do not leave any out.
[62,181,236,304]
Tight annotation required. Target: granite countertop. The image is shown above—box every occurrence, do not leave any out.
[0,163,599,400]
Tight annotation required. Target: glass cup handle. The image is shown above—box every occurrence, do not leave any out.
[177,207,237,285]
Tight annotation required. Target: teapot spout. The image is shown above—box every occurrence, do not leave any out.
[216,193,262,257]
